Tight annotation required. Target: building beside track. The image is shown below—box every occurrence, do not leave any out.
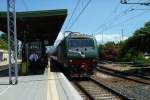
[0,49,8,62]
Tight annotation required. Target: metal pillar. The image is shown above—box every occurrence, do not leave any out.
[7,0,18,85]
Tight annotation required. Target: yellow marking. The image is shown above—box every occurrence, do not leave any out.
[47,69,50,100]
[47,59,59,100]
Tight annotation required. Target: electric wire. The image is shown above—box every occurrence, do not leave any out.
[63,0,81,31]
[99,11,149,33]
[22,0,29,11]
[67,0,92,30]
[94,0,141,33]
[101,0,150,32]
[93,0,145,34]
[93,2,121,33]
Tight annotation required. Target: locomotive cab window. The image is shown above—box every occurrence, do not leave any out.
[68,38,95,48]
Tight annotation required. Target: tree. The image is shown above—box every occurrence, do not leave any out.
[99,42,119,61]
[0,33,8,50]
[118,21,150,61]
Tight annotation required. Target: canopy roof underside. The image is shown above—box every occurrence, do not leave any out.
[0,9,67,45]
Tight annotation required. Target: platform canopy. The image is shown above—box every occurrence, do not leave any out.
[0,9,67,45]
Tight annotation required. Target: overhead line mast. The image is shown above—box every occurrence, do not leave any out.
[121,0,150,6]
[7,0,18,85]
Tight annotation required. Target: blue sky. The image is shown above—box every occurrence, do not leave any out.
[1,0,150,43]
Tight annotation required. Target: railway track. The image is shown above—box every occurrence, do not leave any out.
[96,66,150,85]
[99,65,150,79]
[72,78,130,100]
[95,67,150,100]
[132,74,150,80]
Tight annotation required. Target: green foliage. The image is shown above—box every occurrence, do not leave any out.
[119,21,150,62]
[120,49,145,62]
[0,33,8,50]
[0,39,8,50]
[105,41,115,46]
[98,44,104,59]
[98,44,104,53]
[99,42,119,61]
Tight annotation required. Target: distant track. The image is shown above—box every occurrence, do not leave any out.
[99,65,150,80]
[96,66,150,85]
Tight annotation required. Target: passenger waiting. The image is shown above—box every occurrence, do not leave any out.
[29,53,38,62]
[29,52,39,74]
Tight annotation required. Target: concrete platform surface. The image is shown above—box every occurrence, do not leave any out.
[0,67,82,100]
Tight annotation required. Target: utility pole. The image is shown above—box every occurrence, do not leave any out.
[121,29,124,41]
[102,31,103,44]
[7,0,18,85]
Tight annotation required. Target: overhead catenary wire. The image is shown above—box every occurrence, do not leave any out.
[22,0,29,11]
[98,10,149,33]
[93,2,121,33]
[93,0,150,35]
[93,0,142,34]
[67,0,92,30]
[63,0,81,31]
[100,0,150,32]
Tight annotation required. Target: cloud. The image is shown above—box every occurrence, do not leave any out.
[94,33,128,44]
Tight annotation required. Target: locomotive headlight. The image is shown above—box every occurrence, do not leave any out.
[69,60,73,62]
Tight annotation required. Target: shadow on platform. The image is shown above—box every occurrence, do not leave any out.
[50,59,62,72]
[0,65,46,77]
[0,82,10,85]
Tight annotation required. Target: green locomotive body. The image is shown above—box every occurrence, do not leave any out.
[56,32,98,77]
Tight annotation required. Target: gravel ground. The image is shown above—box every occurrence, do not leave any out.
[99,63,150,79]
[98,63,146,71]
[71,82,90,100]
[73,80,121,100]
[94,71,150,100]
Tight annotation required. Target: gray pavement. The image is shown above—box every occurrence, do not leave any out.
[0,71,48,100]
[0,67,82,100]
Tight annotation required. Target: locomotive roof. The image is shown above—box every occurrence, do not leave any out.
[67,33,94,39]
[55,33,96,48]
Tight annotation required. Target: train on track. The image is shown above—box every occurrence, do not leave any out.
[55,32,99,77]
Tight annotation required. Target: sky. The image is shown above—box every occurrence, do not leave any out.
[1,0,150,44]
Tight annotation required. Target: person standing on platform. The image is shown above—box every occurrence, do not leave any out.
[29,52,39,74]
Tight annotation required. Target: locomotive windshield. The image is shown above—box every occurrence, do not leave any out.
[68,38,95,48]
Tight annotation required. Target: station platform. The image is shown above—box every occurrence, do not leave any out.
[0,61,82,100]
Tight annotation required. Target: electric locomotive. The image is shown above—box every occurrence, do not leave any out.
[56,32,98,77]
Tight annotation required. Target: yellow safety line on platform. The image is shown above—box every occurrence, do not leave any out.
[47,59,59,100]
